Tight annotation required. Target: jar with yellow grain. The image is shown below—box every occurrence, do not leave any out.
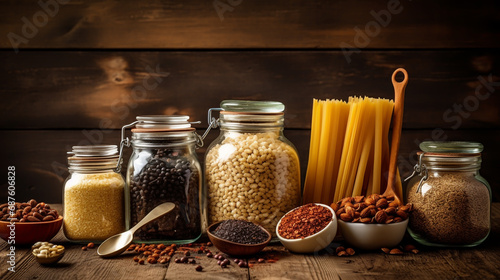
[63,145,125,243]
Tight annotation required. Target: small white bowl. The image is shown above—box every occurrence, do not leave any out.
[338,219,408,250]
[276,203,337,253]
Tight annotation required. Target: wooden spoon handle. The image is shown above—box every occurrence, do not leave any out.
[386,68,408,201]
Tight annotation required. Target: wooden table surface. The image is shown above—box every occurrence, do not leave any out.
[1,203,499,280]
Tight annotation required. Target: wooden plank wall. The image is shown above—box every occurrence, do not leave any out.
[0,0,499,203]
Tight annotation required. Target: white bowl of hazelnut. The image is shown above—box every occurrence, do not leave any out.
[333,194,411,250]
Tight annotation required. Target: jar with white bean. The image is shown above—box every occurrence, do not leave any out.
[205,100,301,236]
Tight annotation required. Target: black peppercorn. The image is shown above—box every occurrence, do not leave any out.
[129,148,201,241]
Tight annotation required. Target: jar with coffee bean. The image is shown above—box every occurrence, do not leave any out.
[204,100,301,236]
[63,145,125,242]
[123,115,204,243]
[405,141,491,247]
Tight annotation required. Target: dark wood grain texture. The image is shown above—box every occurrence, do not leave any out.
[0,204,499,279]
[0,50,498,130]
[1,0,499,49]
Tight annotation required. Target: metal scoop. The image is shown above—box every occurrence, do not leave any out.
[97,202,175,258]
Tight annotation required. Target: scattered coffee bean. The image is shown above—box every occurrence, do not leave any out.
[258,258,265,263]
[81,246,87,251]
[195,265,203,272]
[206,252,213,258]
[87,242,95,249]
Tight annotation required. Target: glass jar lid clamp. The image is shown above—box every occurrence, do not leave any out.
[116,115,204,172]
[404,152,428,193]
[204,100,286,137]
[404,141,483,193]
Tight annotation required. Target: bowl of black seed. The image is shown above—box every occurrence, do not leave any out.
[207,219,271,256]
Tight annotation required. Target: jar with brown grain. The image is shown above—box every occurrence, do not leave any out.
[405,141,491,247]
[123,115,205,244]
[204,100,301,236]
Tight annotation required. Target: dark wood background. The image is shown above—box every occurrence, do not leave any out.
[0,0,499,203]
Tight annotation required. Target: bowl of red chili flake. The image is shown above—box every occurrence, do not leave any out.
[276,203,337,253]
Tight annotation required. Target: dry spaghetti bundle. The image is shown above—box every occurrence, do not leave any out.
[303,97,402,205]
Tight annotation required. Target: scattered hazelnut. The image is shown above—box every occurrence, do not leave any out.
[389,248,404,255]
[346,248,355,256]
[335,246,345,254]
[403,244,417,252]
[337,251,348,257]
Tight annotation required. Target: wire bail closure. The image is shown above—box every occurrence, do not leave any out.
[116,117,208,172]
[200,108,223,141]
[404,152,428,193]
[115,121,139,172]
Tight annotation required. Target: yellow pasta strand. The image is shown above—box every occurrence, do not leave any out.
[313,101,334,203]
[303,99,322,204]
[304,96,401,205]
